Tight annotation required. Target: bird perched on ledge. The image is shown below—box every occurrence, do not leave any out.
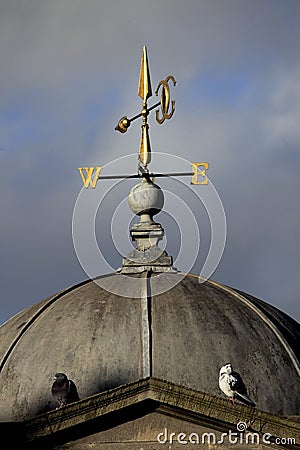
[219,363,256,407]
[51,372,80,408]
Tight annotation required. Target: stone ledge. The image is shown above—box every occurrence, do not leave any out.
[22,377,299,447]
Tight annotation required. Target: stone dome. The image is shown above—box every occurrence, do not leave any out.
[0,271,299,421]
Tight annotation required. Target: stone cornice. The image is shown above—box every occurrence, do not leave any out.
[22,377,299,447]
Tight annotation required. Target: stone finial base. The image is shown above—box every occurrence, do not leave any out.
[120,221,176,274]
[120,179,176,274]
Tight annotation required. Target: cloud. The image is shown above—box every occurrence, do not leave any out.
[0,0,300,323]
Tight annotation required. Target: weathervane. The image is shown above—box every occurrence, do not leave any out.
[78,46,208,188]
[115,46,176,174]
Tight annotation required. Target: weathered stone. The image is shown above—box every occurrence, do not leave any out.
[20,378,300,449]
[0,272,299,422]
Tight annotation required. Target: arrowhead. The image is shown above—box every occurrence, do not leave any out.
[138,46,152,102]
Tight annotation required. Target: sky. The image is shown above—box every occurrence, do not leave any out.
[0,0,300,325]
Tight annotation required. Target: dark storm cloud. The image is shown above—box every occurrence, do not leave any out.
[0,0,300,323]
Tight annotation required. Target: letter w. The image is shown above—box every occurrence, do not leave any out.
[78,166,102,189]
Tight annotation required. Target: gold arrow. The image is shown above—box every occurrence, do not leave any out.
[138,46,153,167]
[114,47,176,171]
[138,45,152,102]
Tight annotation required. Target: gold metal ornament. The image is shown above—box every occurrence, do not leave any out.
[155,75,176,124]
[78,46,209,189]
[115,45,176,172]
[138,46,152,102]
[114,116,131,133]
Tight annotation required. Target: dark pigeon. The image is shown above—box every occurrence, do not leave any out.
[51,372,80,408]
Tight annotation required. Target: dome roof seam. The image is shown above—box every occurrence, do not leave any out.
[181,273,300,377]
[0,272,299,419]
[141,271,152,378]
[0,278,93,374]
[205,277,300,377]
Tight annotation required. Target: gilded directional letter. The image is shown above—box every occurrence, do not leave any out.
[78,166,103,189]
[191,162,209,185]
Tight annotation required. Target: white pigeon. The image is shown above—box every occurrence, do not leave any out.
[219,363,256,407]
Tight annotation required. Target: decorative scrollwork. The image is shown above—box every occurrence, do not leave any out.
[155,75,176,124]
